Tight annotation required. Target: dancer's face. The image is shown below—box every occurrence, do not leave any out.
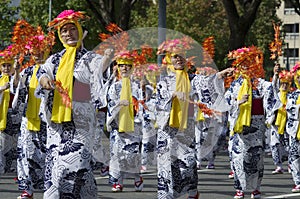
[60,23,79,47]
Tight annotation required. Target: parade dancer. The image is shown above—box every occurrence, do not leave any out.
[106,51,144,192]
[36,10,113,198]
[13,27,55,199]
[0,47,21,175]
[265,68,292,175]
[192,67,232,170]
[225,46,278,199]
[286,63,300,193]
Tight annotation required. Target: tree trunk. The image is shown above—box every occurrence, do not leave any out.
[222,0,262,51]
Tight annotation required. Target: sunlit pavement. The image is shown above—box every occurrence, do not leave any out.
[1,150,299,199]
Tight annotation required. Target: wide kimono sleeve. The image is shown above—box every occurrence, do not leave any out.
[286,90,300,138]
[191,73,229,112]
[106,81,122,132]
[224,78,242,131]
[11,67,32,110]
[155,75,176,129]
[261,77,282,126]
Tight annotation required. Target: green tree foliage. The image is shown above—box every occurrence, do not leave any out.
[18,0,136,52]
[130,0,281,78]
[0,0,19,50]
[19,0,99,51]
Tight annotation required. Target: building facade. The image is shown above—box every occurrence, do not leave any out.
[277,1,300,70]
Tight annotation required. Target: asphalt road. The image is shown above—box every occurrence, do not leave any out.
[1,151,300,199]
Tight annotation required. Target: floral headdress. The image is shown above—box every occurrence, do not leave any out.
[115,50,134,65]
[157,37,193,71]
[225,46,265,88]
[0,45,14,66]
[291,62,300,89]
[9,20,36,66]
[157,37,193,57]
[25,27,55,55]
[279,70,293,83]
[48,10,88,29]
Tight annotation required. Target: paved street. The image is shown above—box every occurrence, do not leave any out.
[1,151,300,199]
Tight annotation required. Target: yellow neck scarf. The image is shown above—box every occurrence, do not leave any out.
[234,76,252,133]
[0,75,10,131]
[169,68,191,130]
[26,65,41,131]
[295,93,300,140]
[275,89,287,135]
[118,77,134,132]
[51,21,83,123]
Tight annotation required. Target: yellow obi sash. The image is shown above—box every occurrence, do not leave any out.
[169,68,191,130]
[0,75,10,131]
[26,65,41,131]
[275,89,287,135]
[118,77,134,132]
[234,76,252,133]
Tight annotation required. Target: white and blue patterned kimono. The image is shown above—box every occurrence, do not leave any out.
[225,76,275,191]
[265,79,289,169]
[191,74,229,167]
[156,72,198,199]
[36,48,108,199]
[12,65,48,193]
[0,76,21,174]
[106,78,142,185]
[139,84,157,169]
[286,89,300,186]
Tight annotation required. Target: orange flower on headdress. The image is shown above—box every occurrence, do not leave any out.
[279,70,293,83]
[225,46,265,88]
[10,20,36,64]
[48,10,88,29]
[157,37,193,55]
[24,27,55,56]
[291,62,300,74]
[0,45,14,65]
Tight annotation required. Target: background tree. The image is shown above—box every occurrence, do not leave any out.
[131,0,281,78]
[0,0,19,50]
[19,0,137,51]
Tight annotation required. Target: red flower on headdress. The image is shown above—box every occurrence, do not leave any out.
[48,10,88,29]
[225,46,265,88]
[279,70,293,83]
[291,62,300,73]
[157,37,193,55]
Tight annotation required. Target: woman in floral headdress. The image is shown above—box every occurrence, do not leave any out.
[106,51,144,192]
[285,62,300,193]
[36,10,113,198]
[155,39,198,199]
[12,25,55,199]
[224,46,279,199]
[265,68,292,176]
[0,47,21,175]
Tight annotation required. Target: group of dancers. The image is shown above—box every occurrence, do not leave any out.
[1,9,300,199]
